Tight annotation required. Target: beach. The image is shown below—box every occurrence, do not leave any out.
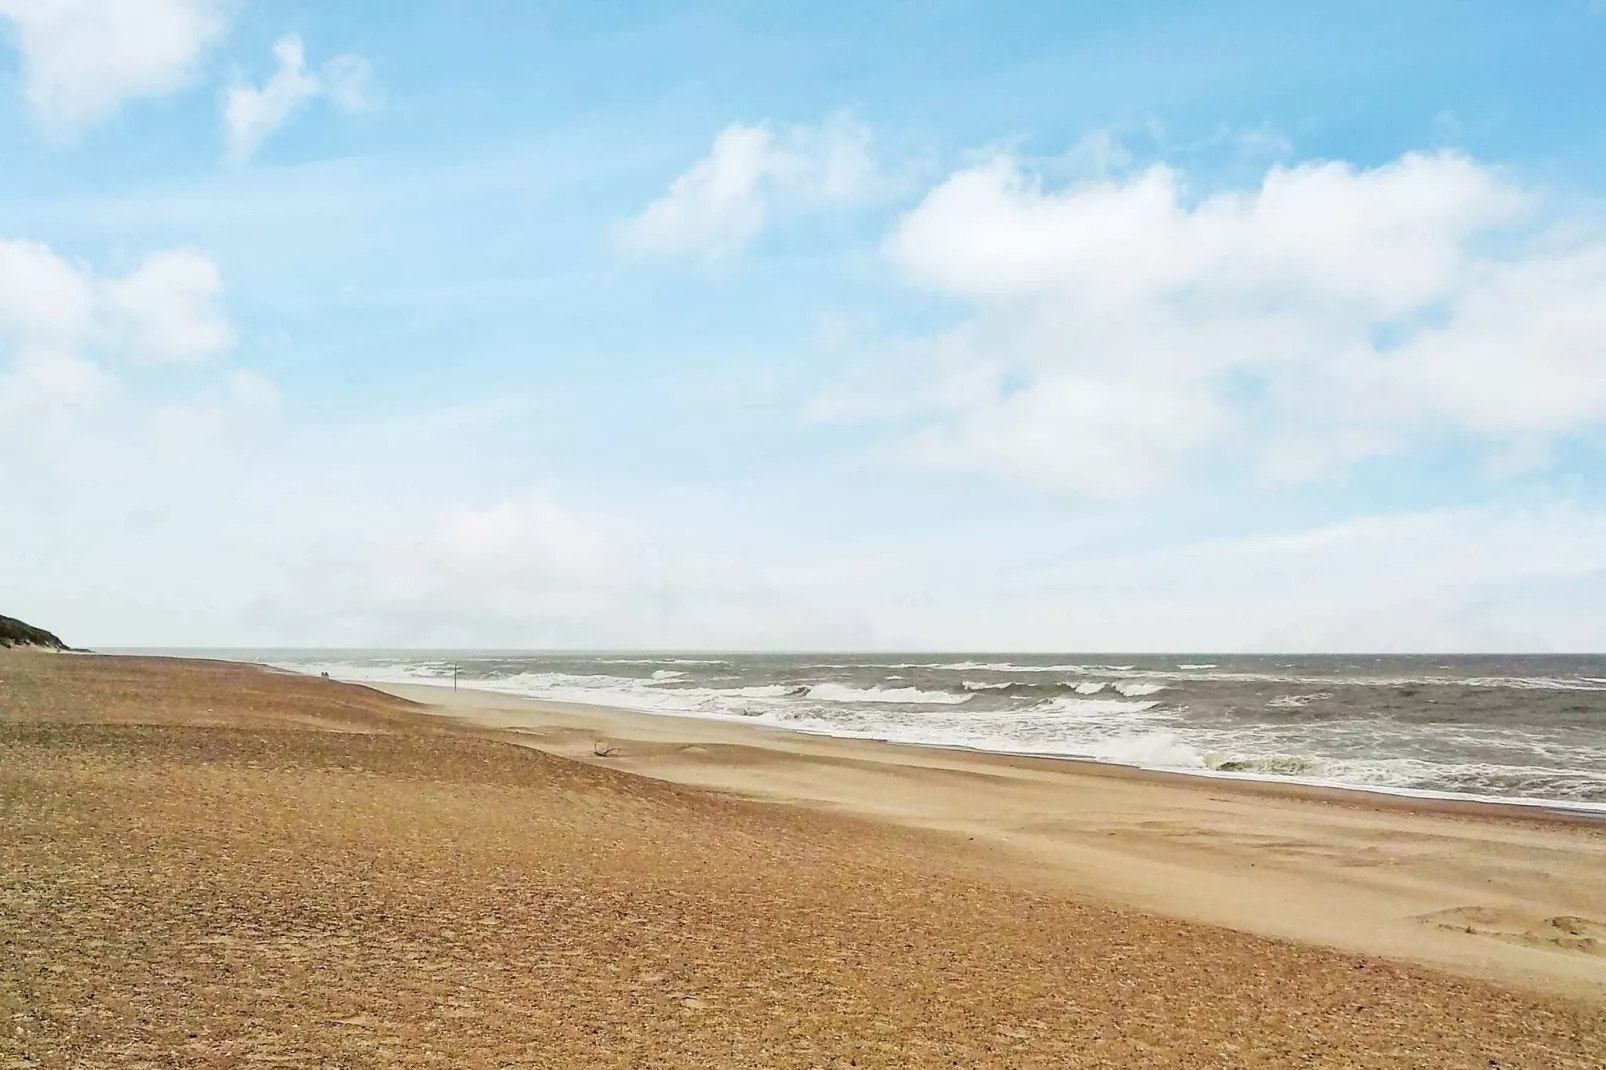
[3,651,1604,1068]
[385,679,1606,1000]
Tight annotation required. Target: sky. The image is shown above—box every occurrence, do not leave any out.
[3,0,1606,652]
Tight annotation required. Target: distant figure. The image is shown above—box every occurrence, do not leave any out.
[321,672,330,679]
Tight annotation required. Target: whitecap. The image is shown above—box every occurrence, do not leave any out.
[1266,692,1332,709]
[1079,731,1203,768]
[806,683,972,705]
[1113,682,1166,697]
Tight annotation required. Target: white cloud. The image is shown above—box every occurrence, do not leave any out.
[0,239,107,420]
[0,0,226,131]
[107,248,233,362]
[222,35,373,163]
[899,372,1231,496]
[0,238,95,343]
[888,151,1520,313]
[616,112,872,257]
[1371,245,1606,434]
[7,261,1606,654]
[835,148,1606,494]
[0,237,235,428]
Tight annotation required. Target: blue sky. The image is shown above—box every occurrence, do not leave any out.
[3,0,1606,651]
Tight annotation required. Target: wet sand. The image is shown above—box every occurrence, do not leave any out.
[3,651,1604,1068]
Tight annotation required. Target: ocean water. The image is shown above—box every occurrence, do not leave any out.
[230,651,1606,812]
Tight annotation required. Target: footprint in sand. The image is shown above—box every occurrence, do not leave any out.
[1415,906,1606,957]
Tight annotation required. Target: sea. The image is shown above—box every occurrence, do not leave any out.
[224,651,1606,814]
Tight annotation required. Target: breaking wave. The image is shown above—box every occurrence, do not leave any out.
[258,650,1606,811]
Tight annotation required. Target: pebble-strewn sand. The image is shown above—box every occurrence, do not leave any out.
[3,652,1604,1068]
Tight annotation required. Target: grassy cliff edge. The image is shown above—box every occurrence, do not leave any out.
[0,615,66,651]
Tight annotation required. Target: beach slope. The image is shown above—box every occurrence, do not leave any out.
[379,681,1606,1002]
[2,651,1603,1069]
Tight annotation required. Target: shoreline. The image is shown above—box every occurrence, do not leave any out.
[366,674,1606,1001]
[351,673,1606,823]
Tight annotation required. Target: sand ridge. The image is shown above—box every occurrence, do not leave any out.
[3,651,1605,1068]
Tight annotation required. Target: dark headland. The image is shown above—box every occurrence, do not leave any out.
[0,614,65,651]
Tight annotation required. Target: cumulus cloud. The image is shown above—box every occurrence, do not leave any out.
[0,240,108,420]
[838,148,1606,494]
[0,238,235,427]
[0,0,226,131]
[616,112,872,257]
[107,249,234,362]
[0,238,96,344]
[222,35,373,163]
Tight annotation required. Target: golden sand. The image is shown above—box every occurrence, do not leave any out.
[387,681,1606,1001]
[2,651,1603,1068]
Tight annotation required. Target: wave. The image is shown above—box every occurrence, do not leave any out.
[941,663,1606,692]
[936,661,1143,674]
[1076,731,1202,767]
[795,683,972,705]
[960,679,1156,699]
[262,654,1606,811]
[956,679,1175,702]
[1266,692,1333,709]
[1032,696,1165,720]
[1113,682,1166,697]
[595,658,731,666]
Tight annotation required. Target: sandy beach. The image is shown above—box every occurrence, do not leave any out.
[380,680,1606,1002]
[3,651,1604,1068]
